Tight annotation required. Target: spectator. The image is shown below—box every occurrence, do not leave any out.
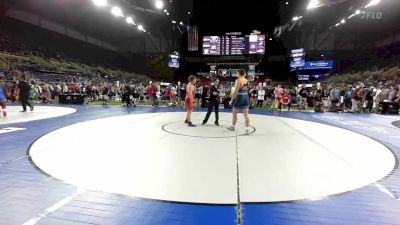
[344,86,353,111]
[351,86,362,113]
[249,87,258,109]
[329,85,340,112]
[257,87,265,108]
[274,85,284,108]
[392,87,400,103]
[195,84,202,107]
[165,84,171,106]
[364,87,374,112]
[279,91,292,111]
[298,85,309,110]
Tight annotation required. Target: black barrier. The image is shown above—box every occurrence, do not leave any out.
[58,94,86,104]
[379,102,399,114]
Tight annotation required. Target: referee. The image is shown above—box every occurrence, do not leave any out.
[18,74,34,112]
[202,78,220,126]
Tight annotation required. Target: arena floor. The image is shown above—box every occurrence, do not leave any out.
[0,105,399,225]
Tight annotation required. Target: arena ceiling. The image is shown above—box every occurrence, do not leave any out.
[2,0,399,53]
[280,0,400,40]
[2,0,192,49]
[191,0,282,35]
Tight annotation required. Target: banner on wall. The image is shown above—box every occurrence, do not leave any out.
[247,70,255,81]
[303,60,334,70]
[248,65,255,81]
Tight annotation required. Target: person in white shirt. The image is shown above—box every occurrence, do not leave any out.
[56,84,62,94]
[373,86,381,109]
[62,83,68,94]
[257,88,265,108]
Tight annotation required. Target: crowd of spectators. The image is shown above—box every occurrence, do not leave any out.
[1,67,398,115]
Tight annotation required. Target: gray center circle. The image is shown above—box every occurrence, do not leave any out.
[392,120,400,129]
[29,113,396,204]
[162,120,256,138]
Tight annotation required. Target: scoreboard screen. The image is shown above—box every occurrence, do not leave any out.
[168,54,180,68]
[202,35,265,55]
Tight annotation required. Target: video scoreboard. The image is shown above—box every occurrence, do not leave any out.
[202,34,265,55]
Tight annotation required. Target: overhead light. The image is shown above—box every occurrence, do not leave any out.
[138,25,144,31]
[111,6,123,17]
[164,9,167,13]
[292,16,299,21]
[143,29,146,32]
[92,0,108,7]
[166,12,170,15]
[269,38,273,41]
[341,19,346,24]
[126,17,135,25]
[286,1,289,5]
[365,0,380,8]
[155,0,164,10]
[307,0,321,10]
[179,21,183,25]
[187,11,191,15]
[348,14,355,19]
[355,10,361,14]
[335,23,340,27]
[172,20,176,24]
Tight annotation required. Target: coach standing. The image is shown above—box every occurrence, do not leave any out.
[18,74,34,112]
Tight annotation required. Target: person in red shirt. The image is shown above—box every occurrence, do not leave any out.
[10,81,18,103]
[152,84,159,106]
[185,75,197,127]
[351,86,362,112]
[165,85,171,105]
[68,83,77,93]
[147,84,154,105]
[279,91,292,111]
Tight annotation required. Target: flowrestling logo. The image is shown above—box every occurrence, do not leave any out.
[360,11,383,20]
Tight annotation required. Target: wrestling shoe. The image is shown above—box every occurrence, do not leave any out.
[226,125,235,131]
[188,122,196,127]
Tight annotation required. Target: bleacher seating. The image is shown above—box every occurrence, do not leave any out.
[0,17,150,83]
